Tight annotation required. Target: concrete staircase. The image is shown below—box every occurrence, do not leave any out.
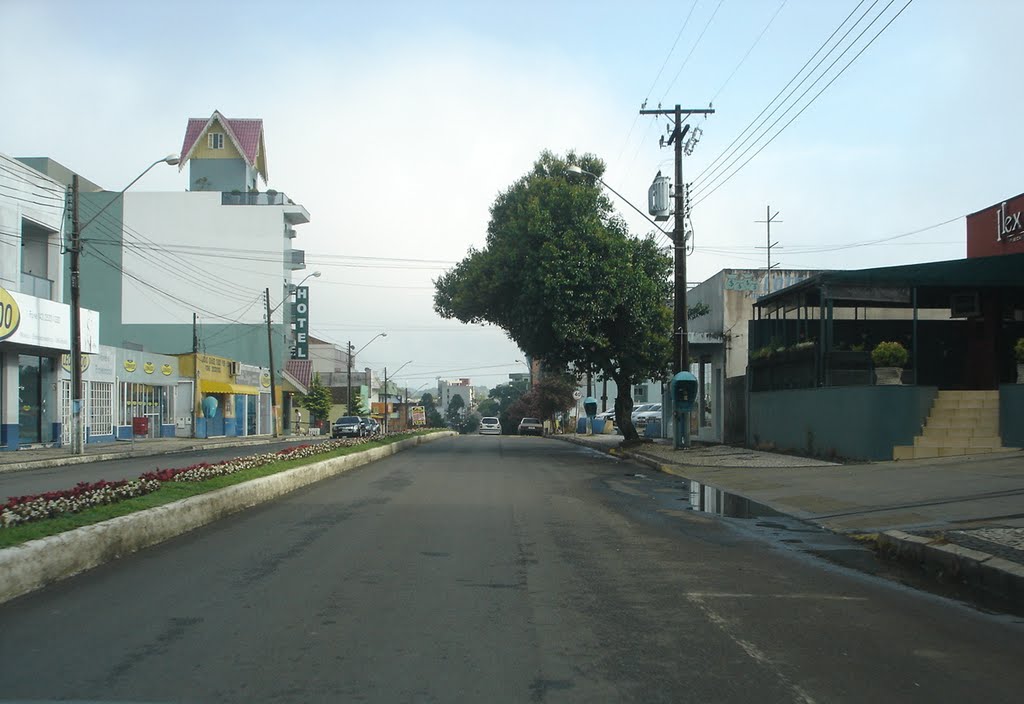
[893,390,1008,460]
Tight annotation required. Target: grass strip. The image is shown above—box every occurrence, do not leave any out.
[0,430,442,550]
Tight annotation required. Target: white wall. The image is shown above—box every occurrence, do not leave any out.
[0,153,65,294]
[122,191,288,325]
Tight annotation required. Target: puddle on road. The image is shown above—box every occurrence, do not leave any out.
[686,480,785,519]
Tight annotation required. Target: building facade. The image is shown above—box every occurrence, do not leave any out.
[0,153,100,450]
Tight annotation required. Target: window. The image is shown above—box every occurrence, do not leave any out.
[633,385,649,403]
[208,132,224,149]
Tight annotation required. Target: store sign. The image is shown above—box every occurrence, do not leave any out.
[61,353,91,373]
[0,286,21,342]
[995,201,1024,242]
[292,286,309,359]
[2,289,99,352]
[412,406,426,427]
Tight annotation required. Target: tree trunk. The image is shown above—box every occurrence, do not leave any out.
[613,376,639,443]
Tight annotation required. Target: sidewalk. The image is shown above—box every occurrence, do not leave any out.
[0,434,306,474]
[561,432,1024,608]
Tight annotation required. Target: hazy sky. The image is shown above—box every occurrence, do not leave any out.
[2,0,1021,389]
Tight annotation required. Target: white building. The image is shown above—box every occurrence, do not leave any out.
[0,153,99,449]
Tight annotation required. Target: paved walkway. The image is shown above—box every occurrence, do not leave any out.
[560,432,1024,604]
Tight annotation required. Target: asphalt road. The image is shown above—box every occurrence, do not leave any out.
[0,440,315,499]
[1,435,1022,703]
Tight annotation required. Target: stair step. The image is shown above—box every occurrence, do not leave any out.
[914,436,1003,449]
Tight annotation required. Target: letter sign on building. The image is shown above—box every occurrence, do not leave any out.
[292,286,310,359]
[0,286,22,342]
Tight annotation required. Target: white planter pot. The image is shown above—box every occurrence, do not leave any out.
[1018,362,1024,384]
[875,366,903,385]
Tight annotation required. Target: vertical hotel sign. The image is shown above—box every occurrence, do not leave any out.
[292,286,309,359]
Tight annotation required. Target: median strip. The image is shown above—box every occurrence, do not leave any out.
[0,431,454,605]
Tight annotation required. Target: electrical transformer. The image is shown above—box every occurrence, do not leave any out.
[648,172,672,221]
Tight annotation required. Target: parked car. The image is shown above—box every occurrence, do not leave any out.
[634,403,663,429]
[517,417,544,436]
[363,417,381,435]
[332,416,364,438]
[629,403,656,425]
[479,416,501,435]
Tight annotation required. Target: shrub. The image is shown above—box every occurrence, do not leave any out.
[871,341,908,368]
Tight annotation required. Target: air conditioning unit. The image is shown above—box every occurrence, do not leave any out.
[950,292,981,318]
[228,361,240,376]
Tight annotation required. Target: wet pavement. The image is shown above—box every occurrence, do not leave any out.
[560,432,1024,611]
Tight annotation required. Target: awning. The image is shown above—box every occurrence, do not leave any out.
[200,380,261,395]
[280,367,309,395]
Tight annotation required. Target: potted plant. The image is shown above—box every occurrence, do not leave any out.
[872,341,908,385]
[1015,337,1024,383]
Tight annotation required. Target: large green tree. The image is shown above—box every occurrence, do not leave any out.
[435,150,673,442]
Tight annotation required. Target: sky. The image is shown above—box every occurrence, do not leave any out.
[2,0,1022,391]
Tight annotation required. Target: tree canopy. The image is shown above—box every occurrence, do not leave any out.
[434,150,673,441]
[300,373,332,424]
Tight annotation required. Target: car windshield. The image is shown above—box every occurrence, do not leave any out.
[482,417,499,424]
[521,418,540,424]
[337,416,360,423]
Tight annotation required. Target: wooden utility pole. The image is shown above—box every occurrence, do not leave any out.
[69,176,83,454]
[265,288,278,437]
[639,104,714,374]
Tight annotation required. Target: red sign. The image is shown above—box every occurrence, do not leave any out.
[132,416,149,436]
[966,192,1024,258]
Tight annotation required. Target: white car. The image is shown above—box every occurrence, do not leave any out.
[479,416,501,435]
[634,403,663,428]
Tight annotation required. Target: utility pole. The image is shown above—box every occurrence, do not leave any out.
[347,340,353,416]
[69,175,83,454]
[639,104,714,374]
[755,205,782,294]
[383,366,388,433]
[192,312,198,439]
[264,288,279,437]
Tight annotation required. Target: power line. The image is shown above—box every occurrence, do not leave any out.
[691,0,870,188]
[660,0,727,103]
[709,0,787,104]
[693,0,914,206]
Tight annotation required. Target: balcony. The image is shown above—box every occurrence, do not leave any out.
[20,272,53,299]
[287,249,306,271]
[221,191,310,224]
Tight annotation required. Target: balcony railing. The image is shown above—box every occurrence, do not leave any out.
[20,272,53,299]
[221,191,295,206]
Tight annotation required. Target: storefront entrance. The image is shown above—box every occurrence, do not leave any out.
[18,354,56,445]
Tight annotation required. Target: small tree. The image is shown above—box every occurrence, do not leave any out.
[349,388,368,415]
[445,394,466,426]
[420,392,445,428]
[477,397,500,416]
[301,373,332,426]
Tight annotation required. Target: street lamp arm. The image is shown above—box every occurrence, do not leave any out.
[79,154,179,233]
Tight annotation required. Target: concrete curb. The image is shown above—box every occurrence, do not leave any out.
[877,530,1024,610]
[0,432,455,605]
[0,437,288,474]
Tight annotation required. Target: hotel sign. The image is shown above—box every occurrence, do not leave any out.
[292,286,309,359]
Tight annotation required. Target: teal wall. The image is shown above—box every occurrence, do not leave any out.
[72,193,125,347]
[119,322,287,370]
[1000,384,1024,448]
[748,386,938,461]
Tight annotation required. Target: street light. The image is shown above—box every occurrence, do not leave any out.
[382,360,412,433]
[566,164,688,375]
[68,153,179,454]
[348,333,387,415]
